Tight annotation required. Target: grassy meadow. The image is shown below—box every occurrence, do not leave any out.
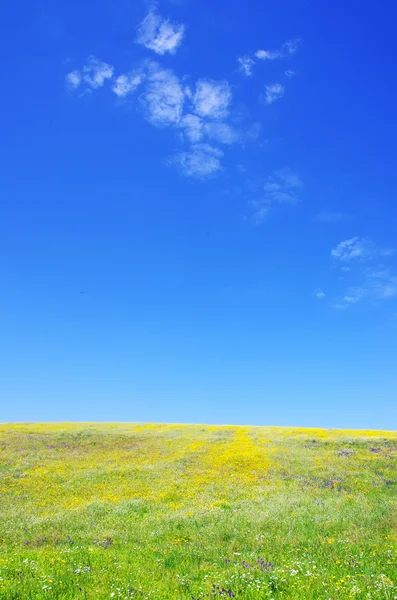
[0,423,396,600]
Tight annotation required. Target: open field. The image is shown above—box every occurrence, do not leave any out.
[0,423,396,599]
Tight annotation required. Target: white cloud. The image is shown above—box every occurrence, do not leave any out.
[66,56,114,92]
[285,69,296,78]
[263,168,302,203]
[250,168,302,223]
[192,79,231,119]
[369,269,397,300]
[204,122,239,144]
[281,38,301,57]
[331,237,366,261]
[180,115,239,146]
[180,113,203,142]
[255,49,280,60]
[170,143,223,178]
[329,241,397,308]
[256,37,301,61]
[333,303,349,310]
[264,83,284,104]
[250,201,271,225]
[112,70,145,97]
[141,63,185,126]
[82,56,114,89]
[336,272,397,307]
[136,8,185,55]
[316,289,326,299]
[66,70,82,89]
[237,56,255,77]
[343,288,367,303]
[181,80,238,146]
[331,237,393,262]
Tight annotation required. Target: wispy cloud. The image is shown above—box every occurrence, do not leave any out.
[136,8,185,55]
[333,303,349,310]
[112,69,145,97]
[315,289,326,299]
[237,56,255,77]
[204,122,238,145]
[170,143,223,178]
[331,237,393,262]
[264,83,284,104]
[263,168,302,202]
[192,79,232,119]
[256,37,301,61]
[337,271,397,306]
[66,56,114,91]
[331,237,367,261]
[343,287,367,304]
[141,62,185,126]
[282,38,301,57]
[237,38,301,78]
[250,202,271,225]
[250,168,302,224]
[329,238,397,309]
[369,268,397,300]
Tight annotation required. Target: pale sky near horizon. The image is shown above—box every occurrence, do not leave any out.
[1,0,396,429]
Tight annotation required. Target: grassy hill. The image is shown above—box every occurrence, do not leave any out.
[0,423,396,599]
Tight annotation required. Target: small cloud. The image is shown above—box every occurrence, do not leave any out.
[331,237,368,261]
[250,201,271,225]
[256,37,301,61]
[192,79,232,119]
[66,70,81,89]
[263,168,302,203]
[332,303,348,310]
[315,289,326,299]
[343,287,367,303]
[264,82,284,104]
[141,62,185,126]
[136,8,185,55]
[82,56,114,89]
[242,121,262,143]
[250,168,302,224]
[331,237,393,262]
[255,49,279,60]
[328,243,397,309]
[368,268,397,300]
[237,56,255,77]
[66,56,114,92]
[112,69,145,97]
[285,69,296,78]
[281,38,301,57]
[170,143,223,178]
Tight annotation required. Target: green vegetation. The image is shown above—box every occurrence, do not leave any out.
[0,423,396,599]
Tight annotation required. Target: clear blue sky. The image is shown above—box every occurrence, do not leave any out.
[1,0,396,428]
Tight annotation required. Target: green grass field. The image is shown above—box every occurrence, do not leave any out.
[0,423,396,599]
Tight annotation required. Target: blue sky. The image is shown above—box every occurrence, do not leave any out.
[1,0,397,428]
